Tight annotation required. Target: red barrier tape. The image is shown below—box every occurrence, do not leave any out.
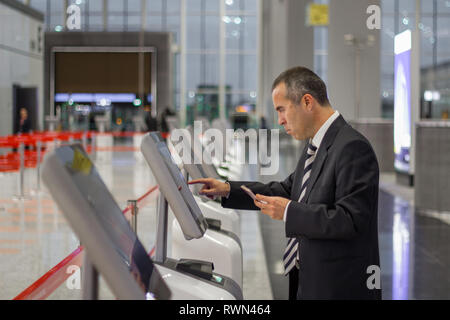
[13,186,159,300]
[13,246,84,300]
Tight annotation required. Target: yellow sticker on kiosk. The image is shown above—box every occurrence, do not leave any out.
[71,148,92,175]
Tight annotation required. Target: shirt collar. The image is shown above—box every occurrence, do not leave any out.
[311,110,340,150]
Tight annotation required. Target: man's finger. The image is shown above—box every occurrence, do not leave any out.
[255,194,270,205]
[199,188,217,195]
[188,178,212,185]
[254,199,265,209]
[255,194,269,201]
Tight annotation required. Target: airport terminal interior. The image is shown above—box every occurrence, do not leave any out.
[1,0,450,300]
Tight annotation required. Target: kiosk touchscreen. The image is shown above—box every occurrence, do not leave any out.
[141,132,208,240]
[171,128,241,237]
[41,144,171,300]
[185,126,223,180]
[171,127,220,184]
[141,133,244,292]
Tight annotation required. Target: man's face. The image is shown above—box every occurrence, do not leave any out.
[272,83,312,140]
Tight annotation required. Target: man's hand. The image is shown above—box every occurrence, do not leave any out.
[254,194,290,221]
[188,178,231,199]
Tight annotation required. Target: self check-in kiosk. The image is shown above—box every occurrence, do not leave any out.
[185,126,242,181]
[41,144,171,300]
[170,128,241,238]
[141,133,243,298]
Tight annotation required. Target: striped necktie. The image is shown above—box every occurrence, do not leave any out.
[283,142,317,276]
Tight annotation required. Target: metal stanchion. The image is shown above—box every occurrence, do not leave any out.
[91,133,96,160]
[82,132,87,151]
[82,253,99,300]
[128,200,138,233]
[35,140,42,193]
[154,194,168,264]
[14,142,25,200]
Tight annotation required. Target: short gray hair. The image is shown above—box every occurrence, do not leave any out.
[272,66,330,106]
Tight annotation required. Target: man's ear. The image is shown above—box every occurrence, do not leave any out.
[303,94,314,112]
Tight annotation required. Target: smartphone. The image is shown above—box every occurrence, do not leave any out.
[241,185,268,204]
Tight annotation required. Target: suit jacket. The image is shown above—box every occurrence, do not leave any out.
[222,115,381,300]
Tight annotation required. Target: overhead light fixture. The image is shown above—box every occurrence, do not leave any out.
[424,90,440,102]
[222,16,231,24]
[133,99,142,107]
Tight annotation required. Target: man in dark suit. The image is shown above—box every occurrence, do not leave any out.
[189,66,381,300]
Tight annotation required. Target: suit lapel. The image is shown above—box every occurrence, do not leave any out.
[303,115,347,203]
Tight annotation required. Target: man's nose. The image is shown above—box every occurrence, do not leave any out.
[278,117,285,126]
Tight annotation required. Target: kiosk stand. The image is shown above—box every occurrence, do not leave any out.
[82,255,99,300]
[154,194,169,264]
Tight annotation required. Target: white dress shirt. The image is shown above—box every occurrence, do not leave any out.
[283,110,340,221]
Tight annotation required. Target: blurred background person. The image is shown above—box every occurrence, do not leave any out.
[17,108,31,134]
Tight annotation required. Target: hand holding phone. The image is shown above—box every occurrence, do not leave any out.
[241,185,268,204]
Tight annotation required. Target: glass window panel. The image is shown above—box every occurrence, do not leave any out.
[205,0,219,12]
[437,0,450,13]
[229,94,254,112]
[204,54,220,86]
[108,0,124,13]
[437,17,450,65]
[89,0,103,12]
[225,0,257,13]
[147,0,163,13]
[49,14,64,29]
[29,0,47,14]
[186,15,201,49]
[420,17,434,68]
[88,15,104,31]
[167,0,180,14]
[49,0,64,12]
[421,0,434,14]
[243,54,257,91]
[381,0,395,13]
[242,16,257,51]
[205,15,220,50]
[398,0,416,15]
[381,15,395,52]
[108,15,125,31]
[175,53,180,91]
[243,0,257,12]
[398,0,415,32]
[147,15,163,30]
[127,15,141,30]
[186,54,202,90]
[225,54,240,91]
[225,0,242,12]
[187,0,202,13]
[225,21,242,51]
[128,0,142,13]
